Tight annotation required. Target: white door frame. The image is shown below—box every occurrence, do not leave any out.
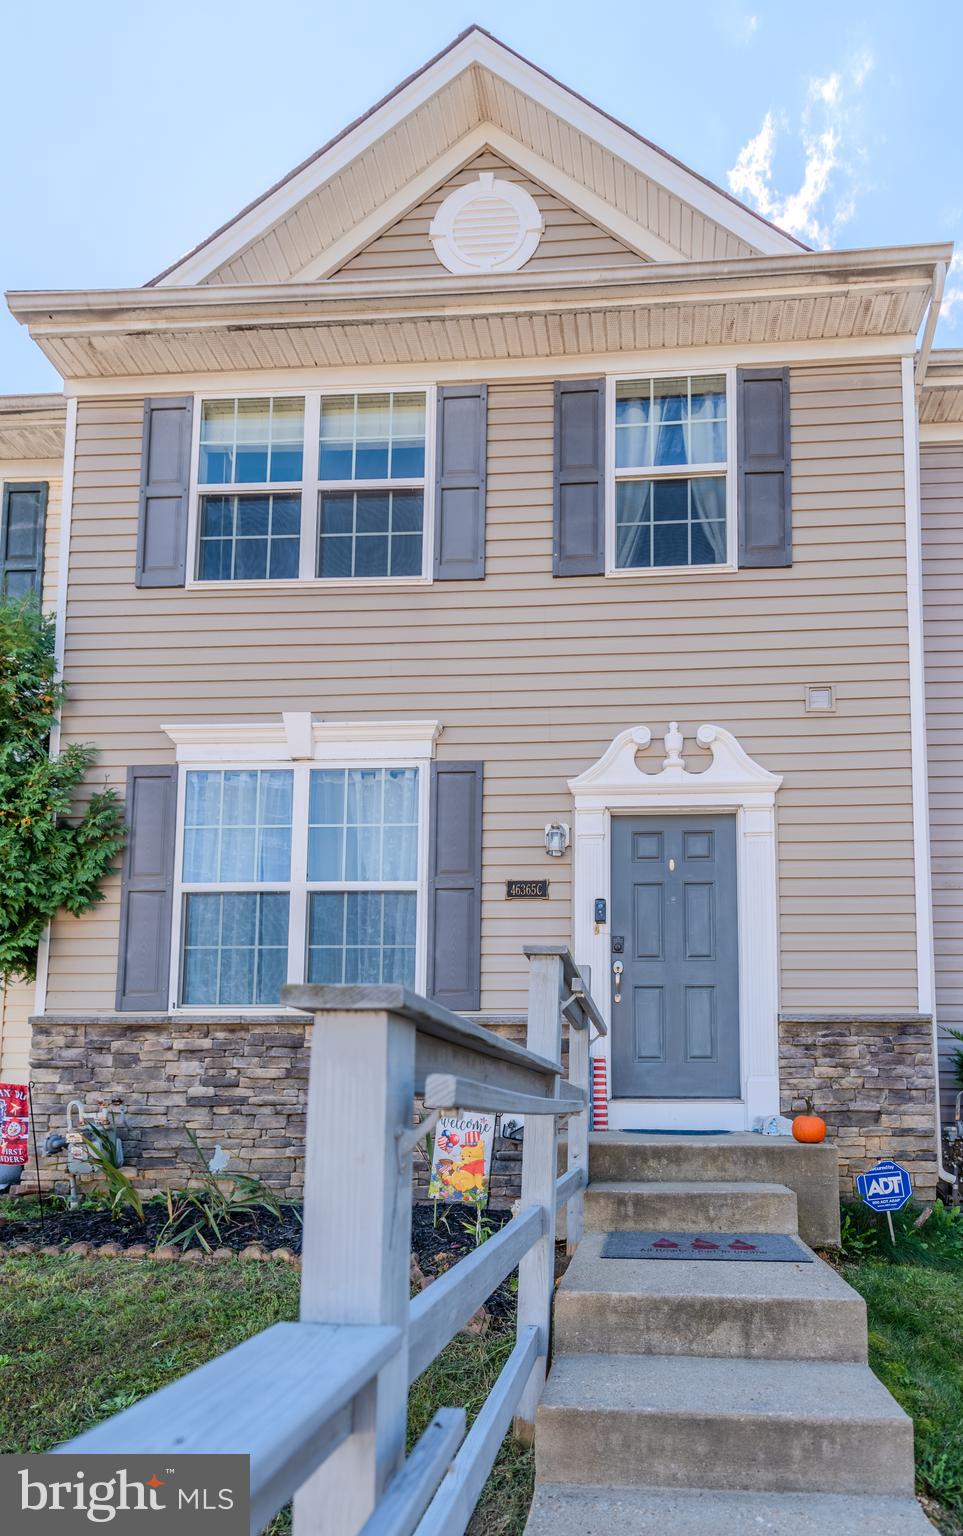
[569,723,782,1131]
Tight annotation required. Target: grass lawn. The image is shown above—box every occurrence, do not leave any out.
[0,1254,532,1536]
[844,1260,963,1535]
[4,1247,959,1536]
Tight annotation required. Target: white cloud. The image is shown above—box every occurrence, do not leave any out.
[727,55,874,248]
[941,251,963,328]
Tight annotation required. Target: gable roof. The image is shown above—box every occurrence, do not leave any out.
[149,25,806,289]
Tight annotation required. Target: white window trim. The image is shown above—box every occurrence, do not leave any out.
[604,367,737,578]
[185,384,437,591]
[163,716,440,1013]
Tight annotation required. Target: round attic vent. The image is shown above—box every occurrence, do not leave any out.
[429,172,544,275]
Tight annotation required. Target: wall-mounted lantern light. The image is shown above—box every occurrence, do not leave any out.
[544,821,570,857]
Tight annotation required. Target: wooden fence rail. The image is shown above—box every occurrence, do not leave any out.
[58,948,605,1536]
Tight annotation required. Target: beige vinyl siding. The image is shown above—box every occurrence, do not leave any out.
[336,152,647,279]
[204,63,759,285]
[0,467,61,1077]
[922,443,963,1122]
[48,363,915,1014]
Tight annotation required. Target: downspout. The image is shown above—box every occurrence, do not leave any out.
[915,260,946,399]
[901,344,954,1188]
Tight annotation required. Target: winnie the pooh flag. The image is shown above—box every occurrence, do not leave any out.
[428,1113,496,1208]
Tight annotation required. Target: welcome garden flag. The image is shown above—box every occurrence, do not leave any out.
[428,1113,496,1208]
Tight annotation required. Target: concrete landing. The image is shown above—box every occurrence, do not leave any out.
[587,1132,840,1247]
[525,1485,935,1534]
[554,1229,867,1360]
[584,1178,798,1234]
[535,1353,915,1494]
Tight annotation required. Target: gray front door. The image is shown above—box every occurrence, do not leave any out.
[610,815,740,1099]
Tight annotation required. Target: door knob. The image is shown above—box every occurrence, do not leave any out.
[612,960,623,1004]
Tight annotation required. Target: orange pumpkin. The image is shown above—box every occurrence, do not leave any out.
[792,1097,826,1144]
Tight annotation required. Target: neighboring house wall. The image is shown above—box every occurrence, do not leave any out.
[335,151,648,279]
[0,466,62,1081]
[921,441,963,1126]
[45,361,917,1019]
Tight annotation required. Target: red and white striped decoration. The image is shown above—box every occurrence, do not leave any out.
[591,1057,609,1130]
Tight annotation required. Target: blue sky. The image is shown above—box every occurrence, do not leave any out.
[3,0,960,392]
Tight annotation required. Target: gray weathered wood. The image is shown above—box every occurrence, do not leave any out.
[555,1165,587,1211]
[514,952,564,1436]
[408,1205,544,1382]
[414,1328,540,1536]
[358,1408,466,1536]
[415,1034,558,1101]
[569,976,608,1037]
[283,984,559,1080]
[58,1321,400,1536]
[294,1005,415,1536]
[422,1072,583,1118]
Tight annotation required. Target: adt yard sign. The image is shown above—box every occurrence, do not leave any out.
[856,1159,913,1213]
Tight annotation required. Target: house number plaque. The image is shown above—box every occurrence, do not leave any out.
[505,879,550,900]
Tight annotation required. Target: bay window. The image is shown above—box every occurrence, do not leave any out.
[176,763,423,1007]
[194,389,431,584]
[611,373,733,572]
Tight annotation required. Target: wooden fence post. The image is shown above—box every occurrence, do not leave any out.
[293,1006,415,1536]
[513,950,563,1441]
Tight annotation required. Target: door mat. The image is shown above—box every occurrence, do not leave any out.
[601,1231,814,1262]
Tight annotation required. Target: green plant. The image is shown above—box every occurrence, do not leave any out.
[156,1130,285,1252]
[0,598,126,982]
[79,1125,144,1223]
[840,1198,963,1269]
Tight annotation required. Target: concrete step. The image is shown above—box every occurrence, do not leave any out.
[553,1230,867,1361]
[525,1485,935,1534]
[535,1354,915,1495]
[588,1132,840,1248]
[584,1178,798,1234]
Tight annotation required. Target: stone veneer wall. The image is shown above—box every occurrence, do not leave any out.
[30,1013,939,1205]
[779,1014,938,1199]
[29,1014,530,1206]
[30,1017,312,1199]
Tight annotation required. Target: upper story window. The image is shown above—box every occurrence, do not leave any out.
[318,392,426,579]
[612,373,731,572]
[194,390,430,585]
[1,481,48,599]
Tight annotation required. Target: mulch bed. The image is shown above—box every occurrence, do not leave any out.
[0,1197,515,1278]
[0,1200,304,1255]
[411,1203,517,1323]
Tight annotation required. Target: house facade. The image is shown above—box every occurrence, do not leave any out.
[3,28,956,1197]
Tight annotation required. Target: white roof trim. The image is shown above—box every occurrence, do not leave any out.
[153,29,801,288]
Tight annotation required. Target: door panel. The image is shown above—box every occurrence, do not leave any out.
[611,814,739,1099]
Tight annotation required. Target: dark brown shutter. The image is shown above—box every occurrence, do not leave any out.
[433,385,487,580]
[553,378,605,576]
[136,397,193,587]
[427,761,483,1011]
[115,765,178,1011]
[737,368,792,568]
[0,481,47,599]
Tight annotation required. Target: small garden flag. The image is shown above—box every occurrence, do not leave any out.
[0,1084,29,1166]
[428,1113,496,1208]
